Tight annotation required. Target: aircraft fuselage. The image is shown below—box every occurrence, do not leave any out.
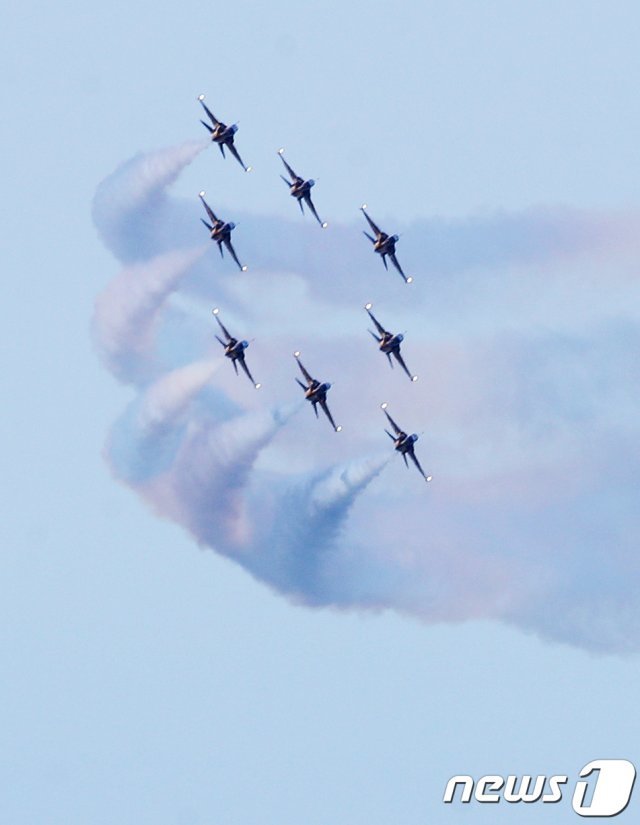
[211,124,236,144]
[290,178,313,199]
[395,432,418,453]
[305,381,330,403]
[225,340,246,359]
[211,223,233,242]
[379,333,403,354]
[375,234,396,255]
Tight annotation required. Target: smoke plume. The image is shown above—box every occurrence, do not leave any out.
[93,141,640,653]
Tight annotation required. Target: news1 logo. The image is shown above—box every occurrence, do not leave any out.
[443,759,636,817]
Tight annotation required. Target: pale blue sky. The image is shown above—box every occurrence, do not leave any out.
[3,1,640,823]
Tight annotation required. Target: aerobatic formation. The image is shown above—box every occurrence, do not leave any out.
[195,94,429,479]
[92,92,640,653]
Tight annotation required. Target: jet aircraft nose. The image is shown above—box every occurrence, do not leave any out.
[396,333,404,342]
[410,433,419,442]
[231,123,239,133]
[241,340,249,349]
[308,179,315,187]
[228,222,236,230]
[323,382,332,391]
[393,234,400,242]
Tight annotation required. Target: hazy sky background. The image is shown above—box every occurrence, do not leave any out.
[3,1,640,823]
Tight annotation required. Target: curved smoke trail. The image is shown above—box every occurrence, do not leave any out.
[93,140,640,653]
[92,140,207,261]
[93,246,207,384]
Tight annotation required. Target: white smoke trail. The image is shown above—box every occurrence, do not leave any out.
[92,246,206,384]
[137,358,222,434]
[140,404,300,553]
[92,140,207,261]
[249,454,390,601]
[106,357,222,484]
[92,141,640,653]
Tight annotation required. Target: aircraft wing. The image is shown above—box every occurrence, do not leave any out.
[303,193,325,227]
[238,355,258,387]
[389,252,410,284]
[223,237,245,271]
[409,449,431,482]
[214,313,233,342]
[365,306,387,337]
[361,207,382,236]
[199,193,218,224]
[392,350,415,381]
[278,152,298,181]
[294,356,315,386]
[382,407,403,436]
[226,141,250,172]
[199,98,220,126]
[319,398,339,432]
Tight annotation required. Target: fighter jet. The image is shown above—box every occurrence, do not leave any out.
[199,191,247,272]
[381,403,431,482]
[198,94,251,172]
[278,149,327,228]
[294,352,341,432]
[361,204,412,284]
[212,308,260,389]
[365,303,418,382]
